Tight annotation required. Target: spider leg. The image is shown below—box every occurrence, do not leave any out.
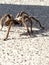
[22,18,30,34]
[0,20,3,31]
[25,16,33,33]
[30,16,44,29]
[4,21,13,41]
[29,18,33,32]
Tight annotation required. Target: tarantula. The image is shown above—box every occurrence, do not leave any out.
[0,11,44,40]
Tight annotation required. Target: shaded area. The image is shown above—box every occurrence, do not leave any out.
[20,28,49,38]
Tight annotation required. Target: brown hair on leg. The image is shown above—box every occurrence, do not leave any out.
[4,21,13,41]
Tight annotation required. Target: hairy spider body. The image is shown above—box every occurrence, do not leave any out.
[0,14,14,30]
[0,14,20,29]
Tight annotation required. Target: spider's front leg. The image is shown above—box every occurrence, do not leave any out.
[29,18,33,33]
[4,21,13,41]
[30,16,44,29]
[22,18,30,35]
[27,17,33,33]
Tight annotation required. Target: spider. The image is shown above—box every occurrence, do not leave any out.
[0,11,44,40]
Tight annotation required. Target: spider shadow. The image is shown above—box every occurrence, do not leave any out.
[20,28,49,38]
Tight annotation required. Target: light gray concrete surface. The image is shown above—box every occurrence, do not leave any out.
[0,26,49,65]
[0,0,49,65]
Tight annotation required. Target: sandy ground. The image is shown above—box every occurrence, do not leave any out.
[0,26,49,65]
